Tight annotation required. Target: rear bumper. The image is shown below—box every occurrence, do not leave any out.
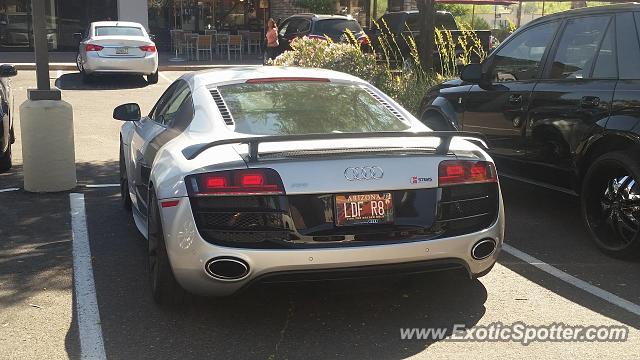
[160,188,505,296]
[83,52,158,75]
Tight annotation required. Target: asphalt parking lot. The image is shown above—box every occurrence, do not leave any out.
[1,69,640,359]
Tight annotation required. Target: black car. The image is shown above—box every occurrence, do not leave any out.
[274,14,369,57]
[0,64,17,172]
[419,4,640,258]
[367,11,491,68]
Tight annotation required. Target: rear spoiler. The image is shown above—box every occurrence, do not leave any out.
[182,131,488,162]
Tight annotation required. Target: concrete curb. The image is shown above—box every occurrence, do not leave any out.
[11,63,262,71]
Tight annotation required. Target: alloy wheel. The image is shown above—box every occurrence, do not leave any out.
[599,175,640,245]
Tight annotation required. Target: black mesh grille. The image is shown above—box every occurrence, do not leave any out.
[436,183,499,236]
[200,230,290,244]
[197,212,284,230]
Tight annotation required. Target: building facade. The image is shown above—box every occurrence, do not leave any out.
[0,0,374,51]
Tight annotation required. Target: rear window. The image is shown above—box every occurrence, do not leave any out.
[313,19,363,40]
[217,82,410,135]
[95,26,144,37]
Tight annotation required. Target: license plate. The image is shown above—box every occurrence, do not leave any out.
[335,192,393,226]
[115,47,128,54]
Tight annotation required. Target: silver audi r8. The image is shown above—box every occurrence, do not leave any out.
[114,67,505,305]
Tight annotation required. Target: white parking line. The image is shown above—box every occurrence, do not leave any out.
[159,72,175,84]
[83,184,120,188]
[0,188,20,193]
[502,243,640,317]
[70,193,107,360]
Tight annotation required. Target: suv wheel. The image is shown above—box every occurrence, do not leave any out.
[582,151,640,258]
[148,187,187,306]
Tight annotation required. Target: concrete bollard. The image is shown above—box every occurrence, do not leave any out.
[20,99,76,192]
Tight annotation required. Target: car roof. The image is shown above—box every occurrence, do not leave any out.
[527,3,640,26]
[91,21,144,28]
[184,66,369,89]
[287,14,355,21]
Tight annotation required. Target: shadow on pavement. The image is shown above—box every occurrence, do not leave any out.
[77,188,488,360]
[55,73,150,91]
[497,177,640,329]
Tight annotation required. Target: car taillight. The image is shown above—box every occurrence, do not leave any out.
[85,44,104,52]
[438,160,497,186]
[186,169,285,196]
[357,35,370,45]
[139,45,157,52]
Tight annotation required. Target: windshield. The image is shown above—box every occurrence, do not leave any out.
[218,82,411,135]
[95,26,144,37]
[313,19,363,40]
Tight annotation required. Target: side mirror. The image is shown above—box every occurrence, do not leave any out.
[149,34,157,41]
[460,63,484,83]
[113,103,141,121]
[0,64,17,78]
[73,32,82,41]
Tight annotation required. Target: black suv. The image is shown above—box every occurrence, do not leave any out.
[419,4,640,258]
[0,64,17,172]
[274,14,368,57]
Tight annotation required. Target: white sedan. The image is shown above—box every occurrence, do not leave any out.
[76,21,159,84]
[113,67,505,306]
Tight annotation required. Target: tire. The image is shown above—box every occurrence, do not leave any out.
[421,112,452,131]
[76,52,83,72]
[119,141,132,211]
[148,187,187,306]
[147,71,159,84]
[582,151,640,259]
[0,142,11,172]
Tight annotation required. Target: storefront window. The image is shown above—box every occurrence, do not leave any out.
[0,0,117,51]
[149,0,269,50]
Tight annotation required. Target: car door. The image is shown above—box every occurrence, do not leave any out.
[462,20,559,170]
[526,15,616,188]
[129,81,180,214]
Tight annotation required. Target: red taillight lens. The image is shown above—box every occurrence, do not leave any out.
[186,169,285,196]
[438,160,497,186]
[357,35,370,45]
[85,44,104,52]
[161,200,180,208]
[139,45,157,52]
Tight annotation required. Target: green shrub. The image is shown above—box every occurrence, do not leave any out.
[271,36,438,115]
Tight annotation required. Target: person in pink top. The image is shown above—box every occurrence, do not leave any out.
[265,18,279,61]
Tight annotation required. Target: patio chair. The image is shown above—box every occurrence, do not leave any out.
[216,33,230,59]
[196,34,213,61]
[182,32,197,60]
[238,30,250,52]
[247,32,262,55]
[228,35,243,61]
[170,29,184,53]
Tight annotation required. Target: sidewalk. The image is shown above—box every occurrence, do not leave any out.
[0,51,262,71]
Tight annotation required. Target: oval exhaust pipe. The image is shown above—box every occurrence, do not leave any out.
[206,257,250,280]
[471,238,497,260]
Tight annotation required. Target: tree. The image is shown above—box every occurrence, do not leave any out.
[416,0,435,71]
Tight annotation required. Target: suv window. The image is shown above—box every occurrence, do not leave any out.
[549,16,611,79]
[591,20,616,79]
[490,21,559,82]
[313,19,362,41]
[620,13,640,79]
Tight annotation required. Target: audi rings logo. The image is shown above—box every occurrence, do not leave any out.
[344,166,384,181]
